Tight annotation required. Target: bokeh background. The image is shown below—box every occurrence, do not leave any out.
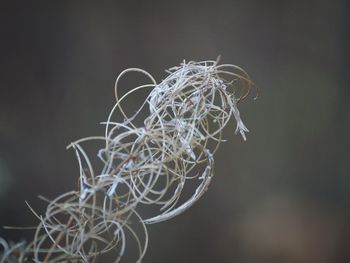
[0,1,349,262]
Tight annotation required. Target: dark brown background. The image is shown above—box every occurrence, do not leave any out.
[0,1,349,262]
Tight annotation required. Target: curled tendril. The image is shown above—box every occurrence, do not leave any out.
[1,58,254,262]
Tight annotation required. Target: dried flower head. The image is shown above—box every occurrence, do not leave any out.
[0,59,254,262]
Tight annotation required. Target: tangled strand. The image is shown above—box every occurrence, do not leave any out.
[0,59,254,262]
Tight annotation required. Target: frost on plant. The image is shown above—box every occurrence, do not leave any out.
[0,59,254,262]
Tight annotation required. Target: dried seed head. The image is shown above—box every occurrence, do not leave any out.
[1,59,254,262]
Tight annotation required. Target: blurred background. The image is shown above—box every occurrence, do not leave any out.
[0,0,349,262]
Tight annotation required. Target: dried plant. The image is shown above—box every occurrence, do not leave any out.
[0,59,254,262]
